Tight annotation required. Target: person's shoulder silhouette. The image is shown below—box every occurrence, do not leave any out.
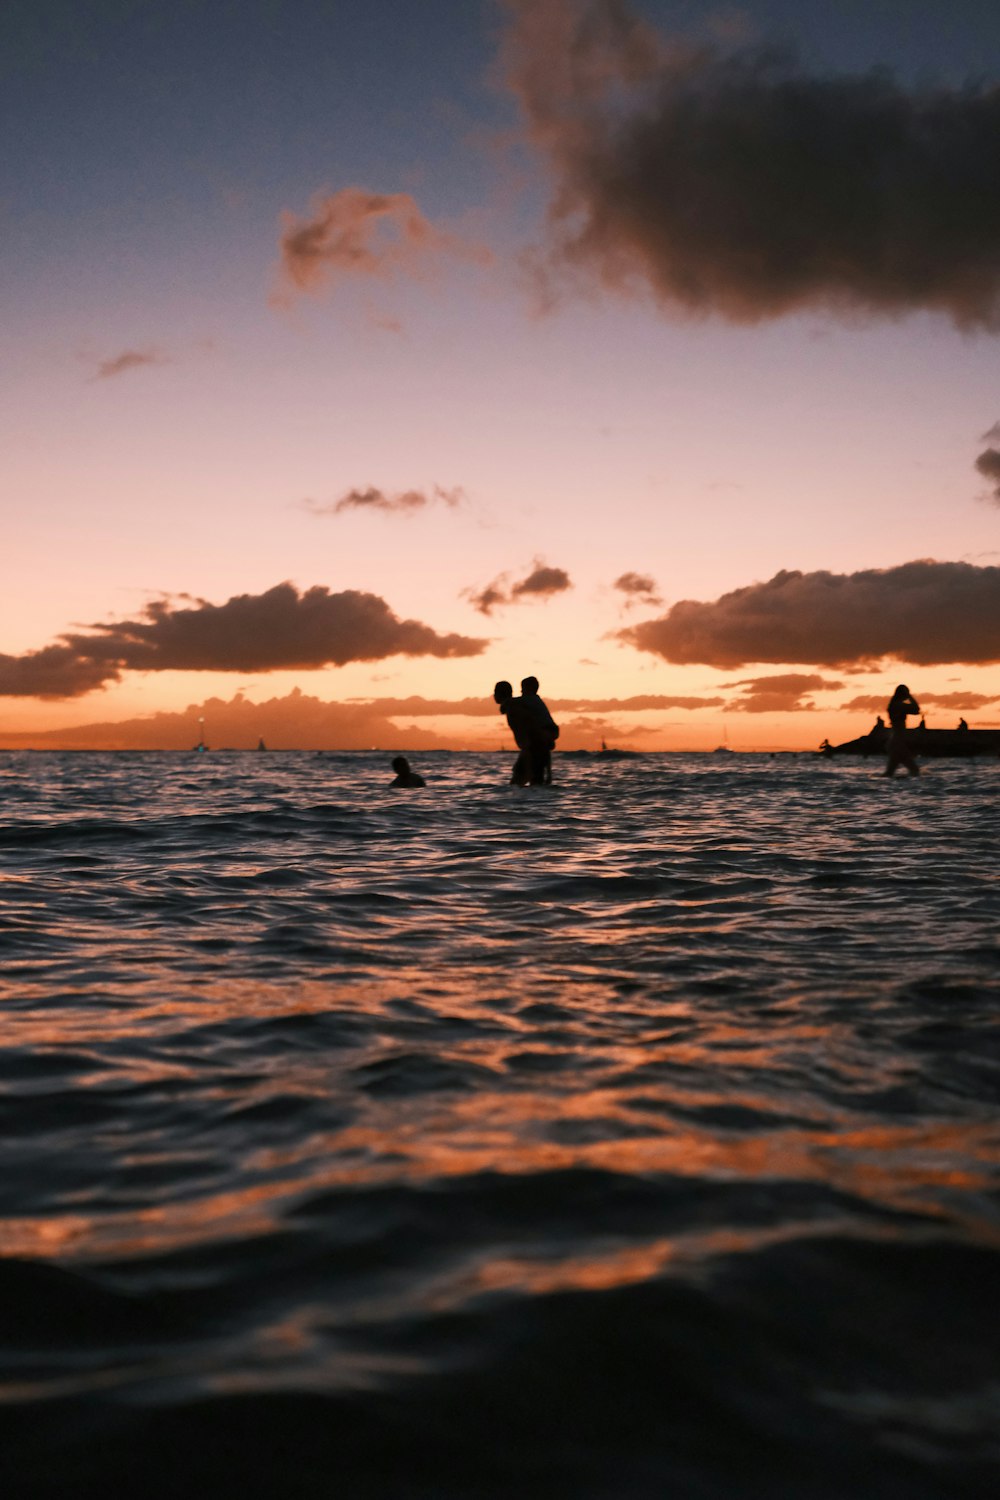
[389,755,425,787]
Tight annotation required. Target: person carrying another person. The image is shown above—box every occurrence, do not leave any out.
[520,676,559,785]
[493,681,533,785]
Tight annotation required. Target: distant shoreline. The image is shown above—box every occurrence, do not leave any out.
[0,745,817,756]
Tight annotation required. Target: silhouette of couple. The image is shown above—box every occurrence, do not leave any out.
[493,677,559,786]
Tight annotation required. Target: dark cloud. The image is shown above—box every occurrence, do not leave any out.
[503,0,1000,327]
[840,695,891,713]
[464,561,573,615]
[0,583,487,699]
[0,645,116,700]
[723,673,844,692]
[302,485,466,518]
[919,691,999,711]
[95,349,165,379]
[511,564,572,600]
[275,186,491,302]
[724,672,844,713]
[617,560,1000,668]
[613,571,662,606]
[843,691,998,714]
[974,448,1000,504]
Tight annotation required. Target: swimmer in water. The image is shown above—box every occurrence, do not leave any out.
[884,685,921,777]
[389,755,426,788]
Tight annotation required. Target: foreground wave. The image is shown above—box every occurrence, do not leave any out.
[1,750,998,1497]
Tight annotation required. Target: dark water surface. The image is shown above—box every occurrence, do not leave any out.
[2,750,999,1497]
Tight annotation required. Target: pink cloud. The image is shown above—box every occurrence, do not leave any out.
[275,186,492,302]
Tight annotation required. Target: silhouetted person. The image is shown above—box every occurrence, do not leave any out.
[493,681,533,785]
[389,755,425,788]
[520,676,559,784]
[958,717,969,732]
[884,685,921,777]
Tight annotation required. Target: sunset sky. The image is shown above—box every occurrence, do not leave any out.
[4,0,1000,751]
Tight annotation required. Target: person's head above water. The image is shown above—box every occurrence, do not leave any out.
[493,681,513,705]
[521,676,539,695]
[389,754,426,787]
[892,684,910,698]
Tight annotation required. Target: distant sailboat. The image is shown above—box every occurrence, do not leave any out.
[257,737,267,751]
[713,721,734,753]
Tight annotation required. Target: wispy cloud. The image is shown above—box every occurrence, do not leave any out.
[94,348,167,380]
[464,560,573,615]
[274,186,492,303]
[345,692,726,715]
[301,485,467,518]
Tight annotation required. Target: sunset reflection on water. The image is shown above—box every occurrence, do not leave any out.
[2,751,999,1496]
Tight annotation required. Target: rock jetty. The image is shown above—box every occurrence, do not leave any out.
[821,721,1000,758]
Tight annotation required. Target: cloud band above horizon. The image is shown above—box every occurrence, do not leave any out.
[0,583,487,699]
[617,560,1000,668]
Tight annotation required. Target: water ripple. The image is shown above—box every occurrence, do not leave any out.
[1,750,999,1496]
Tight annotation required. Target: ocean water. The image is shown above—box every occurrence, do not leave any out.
[2,748,999,1499]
